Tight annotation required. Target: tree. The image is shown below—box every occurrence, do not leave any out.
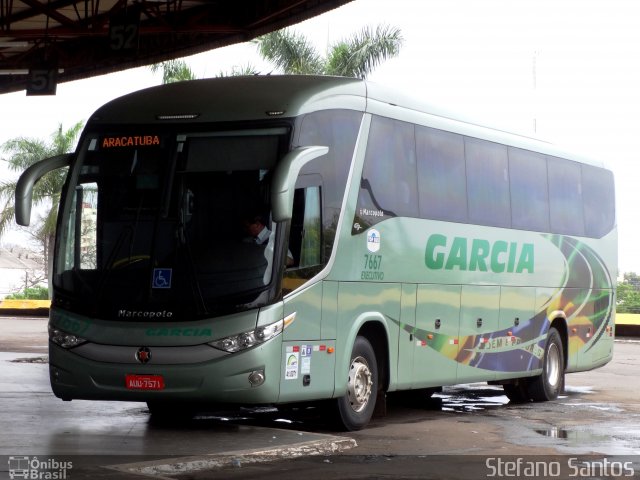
[152,24,402,83]
[254,24,403,78]
[151,58,259,84]
[150,59,197,84]
[617,272,640,313]
[214,64,259,78]
[623,272,640,290]
[0,122,83,296]
[6,285,49,300]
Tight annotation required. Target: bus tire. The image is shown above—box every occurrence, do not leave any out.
[527,327,564,401]
[335,336,378,431]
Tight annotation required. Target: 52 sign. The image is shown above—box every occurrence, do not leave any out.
[109,9,140,51]
[110,24,138,50]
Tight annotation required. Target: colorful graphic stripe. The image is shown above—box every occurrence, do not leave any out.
[392,235,614,373]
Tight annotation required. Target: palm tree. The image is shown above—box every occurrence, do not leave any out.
[152,58,259,84]
[0,122,83,295]
[213,63,259,78]
[150,59,197,84]
[153,24,402,83]
[255,24,403,78]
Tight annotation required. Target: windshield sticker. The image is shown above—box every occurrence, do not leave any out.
[300,345,312,374]
[152,268,172,289]
[285,346,299,380]
[301,356,311,375]
[366,229,381,253]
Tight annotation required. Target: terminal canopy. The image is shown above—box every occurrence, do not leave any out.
[0,0,353,95]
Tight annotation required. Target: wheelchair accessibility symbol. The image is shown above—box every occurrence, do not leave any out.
[152,268,172,289]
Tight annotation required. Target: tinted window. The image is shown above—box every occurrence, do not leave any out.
[582,164,615,238]
[354,120,613,239]
[416,126,467,222]
[355,116,418,228]
[283,182,324,294]
[509,147,550,232]
[548,157,585,236]
[298,109,362,260]
[465,137,511,228]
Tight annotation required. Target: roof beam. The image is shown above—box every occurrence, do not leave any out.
[0,0,355,95]
[2,0,78,27]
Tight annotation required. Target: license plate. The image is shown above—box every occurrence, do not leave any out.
[125,374,165,390]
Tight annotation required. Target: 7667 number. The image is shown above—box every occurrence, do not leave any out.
[364,254,382,270]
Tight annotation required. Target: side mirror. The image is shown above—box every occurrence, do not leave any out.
[15,153,72,226]
[271,146,329,222]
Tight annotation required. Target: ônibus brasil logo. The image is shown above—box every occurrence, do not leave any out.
[8,456,72,479]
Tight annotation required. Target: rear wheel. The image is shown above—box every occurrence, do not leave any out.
[503,327,564,403]
[335,336,378,431]
[528,327,564,401]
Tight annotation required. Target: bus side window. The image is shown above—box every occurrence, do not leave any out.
[299,186,322,267]
[548,156,585,236]
[61,181,98,271]
[358,116,418,220]
[289,185,322,269]
[582,164,615,238]
[283,184,323,292]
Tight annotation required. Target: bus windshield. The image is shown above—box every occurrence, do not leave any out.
[54,128,289,320]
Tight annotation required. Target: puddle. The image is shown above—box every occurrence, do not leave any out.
[10,356,48,364]
[434,384,510,413]
[189,405,316,429]
[534,427,606,441]
[532,426,640,455]
[561,402,624,413]
[563,386,594,395]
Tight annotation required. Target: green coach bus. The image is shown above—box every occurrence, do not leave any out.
[15,75,616,430]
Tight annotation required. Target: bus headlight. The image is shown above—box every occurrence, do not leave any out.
[209,319,283,353]
[48,325,87,349]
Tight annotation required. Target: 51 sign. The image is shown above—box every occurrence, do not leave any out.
[27,67,57,96]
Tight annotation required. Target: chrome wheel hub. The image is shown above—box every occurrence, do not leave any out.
[546,343,561,388]
[347,355,373,413]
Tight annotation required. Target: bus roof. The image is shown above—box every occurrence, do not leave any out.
[88,75,366,125]
[88,74,606,169]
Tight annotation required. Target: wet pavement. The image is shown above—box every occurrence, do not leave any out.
[1,317,640,479]
[0,350,355,479]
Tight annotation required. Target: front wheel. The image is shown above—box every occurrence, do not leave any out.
[528,327,565,401]
[335,336,378,431]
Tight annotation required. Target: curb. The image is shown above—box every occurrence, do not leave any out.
[0,299,50,317]
[106,437,357,479]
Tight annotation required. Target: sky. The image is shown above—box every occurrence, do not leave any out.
[1,0,639,273]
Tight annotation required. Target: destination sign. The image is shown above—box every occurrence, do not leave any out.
[102,135,161,148]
